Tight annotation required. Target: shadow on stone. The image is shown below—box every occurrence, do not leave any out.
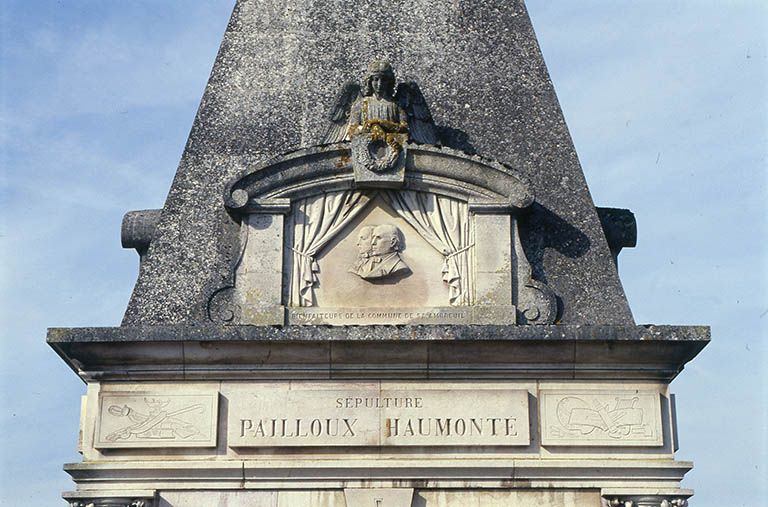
[520,203,591,284]
[411,493,427,507]
[437,125,477,155]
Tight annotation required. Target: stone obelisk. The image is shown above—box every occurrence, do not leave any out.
[51,1,707,506]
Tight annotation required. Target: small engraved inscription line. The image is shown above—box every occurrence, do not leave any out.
[293,311,468,321]
[336,396,423,409]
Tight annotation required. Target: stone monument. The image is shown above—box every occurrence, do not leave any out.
[49,1,708,506]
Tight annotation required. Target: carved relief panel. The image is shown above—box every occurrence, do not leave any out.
[216,60,557,327]
[540,390,664,447]
[314,198,448,308]
[94,393,219,449]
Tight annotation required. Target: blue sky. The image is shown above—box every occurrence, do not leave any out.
[1,1,766,505]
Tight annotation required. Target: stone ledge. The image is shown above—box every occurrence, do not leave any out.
[48,325,708,382]
[64,458,692,487]
[48,324,709,343]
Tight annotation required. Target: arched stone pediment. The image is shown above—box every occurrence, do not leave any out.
[224,143,534,213]
[209,142,556,327]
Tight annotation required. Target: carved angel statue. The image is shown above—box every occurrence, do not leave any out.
[324,60,440,146]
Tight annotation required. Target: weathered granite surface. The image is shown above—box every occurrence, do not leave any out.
[49,324,708,344]
[122,0,634,326]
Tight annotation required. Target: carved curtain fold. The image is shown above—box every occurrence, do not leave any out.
[381,191,475,306]
[289,191,372,306]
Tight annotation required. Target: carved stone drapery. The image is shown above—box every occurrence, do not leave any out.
[222,143,557,325]
[381,190,474,306]
[289,191,372,306]
[288,190,474,307]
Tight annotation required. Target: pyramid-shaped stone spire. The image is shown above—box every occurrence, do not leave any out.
[122,0,634,325]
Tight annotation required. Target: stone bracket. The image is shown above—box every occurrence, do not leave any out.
[602,496,690,507]
[65,492,155,507]
[512,217,557,324]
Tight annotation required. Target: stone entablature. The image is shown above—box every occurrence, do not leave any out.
[76,381,675,456]
[57,357,699,505]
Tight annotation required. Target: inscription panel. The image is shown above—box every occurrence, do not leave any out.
[288,306,471,326]
[540,390,663,447]
[230,388,380,447]
[95,393,218,449]
[288,306,515,325]
[228,388,529,447]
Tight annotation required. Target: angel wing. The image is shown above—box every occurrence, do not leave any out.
[323,82,361,144]
[395,82,440,145]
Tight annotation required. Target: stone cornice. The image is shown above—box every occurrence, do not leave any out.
[48,325,708,382]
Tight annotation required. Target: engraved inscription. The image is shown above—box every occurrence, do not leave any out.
[540,391,663,447]
[384,417,519,438]
[239,418,358,439]
[288,306,470,325]
[227,388,529,447]
[96,393,218,449]
[229,389,379,447]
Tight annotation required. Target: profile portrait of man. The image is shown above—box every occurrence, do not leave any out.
[361,224,411,280]
[348,225,374,277]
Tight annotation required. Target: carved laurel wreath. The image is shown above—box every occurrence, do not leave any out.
[355,135,402,173]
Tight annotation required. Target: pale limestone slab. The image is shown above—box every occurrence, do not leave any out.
[228,387,381,447]
[238,213,286,324]
[416,490,600,506]
[158,491,345,507]
[344,488,414,507]
[381,389,529,446]
[540,390,663,446]
[228,387,529,447]
[312,199,451,309]
[473,213,512,307]
[95,393,218,449]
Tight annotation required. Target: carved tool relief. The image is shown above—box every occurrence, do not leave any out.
[540,391,663,446]
[95,393,218,449]
[553,396,647,439]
